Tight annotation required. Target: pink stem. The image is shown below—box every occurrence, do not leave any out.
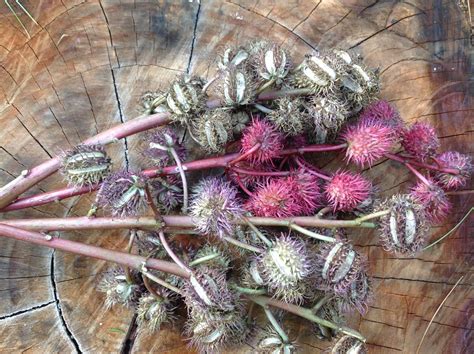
[228,143,262,166]
[386,153,459,175]
[0,223,189,279]
[385,153,432,185]
[231,167,290,177]
[284,143,347,154]
[235,174,254,197]
[1,143,345,212]
[158,230,192,274]
[293,156,331,181]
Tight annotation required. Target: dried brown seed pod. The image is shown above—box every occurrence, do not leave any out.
[191,108,234,152]
[328,335,367,354]
[252,41,292,83]
[166,75,206,123]
[267,97,312,136]
[341,62,380,112]
[136,292,176,332]
[139,90,167,115]
[377,194,429,255]
[218,45,250,69]
[213,65,256,106]
[98,268,143,309]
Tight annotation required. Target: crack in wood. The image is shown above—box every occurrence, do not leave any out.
[50,251,82,353]
[349,12,425,49]
[186,1,202,74]
[292,0,322,31]
[0,301,55,321]
[119,314,139,354]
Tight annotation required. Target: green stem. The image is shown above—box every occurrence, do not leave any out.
[231,285,267,295]
[354,209,390,224]
[289,223,336,243]
[246,295,365,342]
[189,253,220,267]
[256,77,277,94]
[169,147,188,213]
[141,268,182,295]
[263,306,289,343]
[244,218,273,247]
[223,236,264,253]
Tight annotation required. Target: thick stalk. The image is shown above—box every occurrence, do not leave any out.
[1,215,377,231]
[231,167,290,177]
[2,142,343,212]
[0,87,316,209]
[245,295,365,342]
[0,223,189,278]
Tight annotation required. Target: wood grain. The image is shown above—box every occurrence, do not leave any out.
[0,0,472,353]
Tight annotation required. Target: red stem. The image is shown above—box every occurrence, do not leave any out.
[231,167,290,177]
[1,143,344,212]
[228,143,261,166]
[0,88,314,209]
[385,153,459,175]
[0,223,189,278]
[293,156,331,181]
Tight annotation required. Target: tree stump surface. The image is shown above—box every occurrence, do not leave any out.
[0,0,472,353]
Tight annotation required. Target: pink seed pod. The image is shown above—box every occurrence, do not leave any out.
[190,177,243,238]
[245,178,303,218]
[434,151,473,190]
[401,122,440,160]
[359,99,403,129]
[325,171,372,212]
[287,169,322,215]
[377,194,430,255]
[343,117,397,167]
[314,241,365,296]
[241,118,284,165]
[410,180,452,223]
[96,170,148,217]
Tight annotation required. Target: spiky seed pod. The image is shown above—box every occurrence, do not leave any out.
[214,65,256,106]
[96,170,147,217]
[241,119,284,164]
[61,144,111,187]
[246,178,303,218]
[166,75,206,123]
[139,91,167,115]
[325,171,372,212]
[253,42,292,83]
[377,194,429,255]
[191,108,234,153]
[257,328,297,354]
[190,177,244,238]
[343,117,397,168]
[312,298,346,340]
[292,53,341,93]
[309,94,350,143]
[410,180,452,222]
[149,175,182,213]
[315,241,365,296]
[267,97,311,136]
[288,170,322,215]
[192,244,231,271]
[185,306,249,354]
[144,127,187,167]
[231,111,250,134]
[400,122,440,160]
[359,99,403,129]
[257,235,312,303]
[434,151,473,190]
[136,293,176,332]
[329,335,368,354]
[98,268,143,309]
[341,63,380,111]
[135,231,164,257]
[218,46,250,69]
[340,273,372,314]
[240,259,266,290]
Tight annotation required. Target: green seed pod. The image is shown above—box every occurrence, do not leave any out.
[341,62,380,112]
[213,65,256,106]
[253,42,292,83]
[191,108,234,152]
[166,75,206,123]
[136,293,176,332]
[98,268,143,309]
[267,97,311,136]
[329,335,367,354]
[61,144,111,187]
[139,91,167,115]
[218,45,250,69]
[291,52,342,94]
[309,94,350,143]
[191,244,231,271]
